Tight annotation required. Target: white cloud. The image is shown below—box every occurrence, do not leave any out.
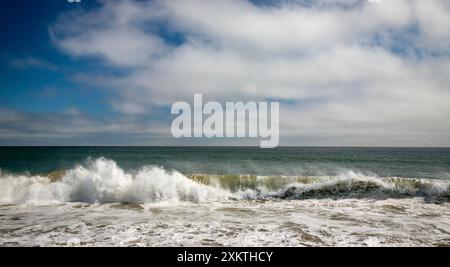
[51,0,167,67]
[45,0,450,146]
[0,108,167,143]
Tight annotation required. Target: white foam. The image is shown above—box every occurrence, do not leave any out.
[1,160,449,204]
[274,170,450,199]
[1,198,449,247]
[0,158,230,204]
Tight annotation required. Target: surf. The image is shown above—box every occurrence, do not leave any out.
[0,157,449,204]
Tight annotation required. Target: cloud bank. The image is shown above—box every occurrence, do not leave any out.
[5,0,450,146]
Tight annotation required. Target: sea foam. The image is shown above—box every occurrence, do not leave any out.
[0,158,230,204]
[0,158,449,204]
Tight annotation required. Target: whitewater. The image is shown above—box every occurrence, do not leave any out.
[0,158,449,247]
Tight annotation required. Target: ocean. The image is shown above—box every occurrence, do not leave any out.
[0,147,449,247]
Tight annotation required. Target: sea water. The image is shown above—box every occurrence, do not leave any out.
[0,147,449,246]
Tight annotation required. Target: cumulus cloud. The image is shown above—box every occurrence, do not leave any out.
[31,0,450,145]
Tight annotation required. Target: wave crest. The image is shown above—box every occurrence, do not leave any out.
[0,158,230,204]
[278,173,450,201]
[0,159,449,204]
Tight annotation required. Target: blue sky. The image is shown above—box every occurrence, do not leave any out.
[1,0,450,146]
[0,0,108,115]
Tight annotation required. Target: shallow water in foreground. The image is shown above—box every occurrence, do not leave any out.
[1,198,449,247]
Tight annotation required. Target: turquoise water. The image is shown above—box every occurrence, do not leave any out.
[1,147,449,179]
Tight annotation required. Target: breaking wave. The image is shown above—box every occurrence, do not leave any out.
[0,158,230,204]
[0,158,449,204]
[190,172,450,202]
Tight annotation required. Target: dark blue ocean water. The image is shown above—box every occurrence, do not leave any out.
[1,147,449,179]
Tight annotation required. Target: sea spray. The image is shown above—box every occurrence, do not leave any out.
[0,158,449,204]
[0,158,231,204]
